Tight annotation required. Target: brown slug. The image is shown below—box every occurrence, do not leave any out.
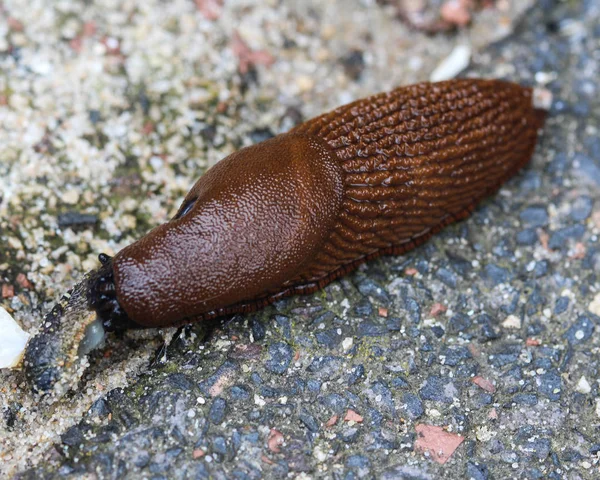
[22,78,548,394]
[96,78,546,328]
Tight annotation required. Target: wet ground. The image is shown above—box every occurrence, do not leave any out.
[1,0,600,478]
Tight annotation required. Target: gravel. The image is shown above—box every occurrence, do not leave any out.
[2,0,600,478]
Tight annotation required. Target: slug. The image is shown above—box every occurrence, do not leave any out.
[20,78,547,395]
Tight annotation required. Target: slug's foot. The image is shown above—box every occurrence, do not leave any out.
[88,254,141,332]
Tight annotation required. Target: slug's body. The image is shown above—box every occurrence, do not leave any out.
[99,78,545,328]
[23,79,547,394]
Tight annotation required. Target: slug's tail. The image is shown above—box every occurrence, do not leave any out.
[531,87,552,130]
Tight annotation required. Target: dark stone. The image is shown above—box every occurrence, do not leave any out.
[273,314,292,339]
[340,427,360,443]
[61,425,85,447]
[366,407,384,427]
[447,313,471,334]
[250,318,266,341]
[211,436,228,455]
[402,393,424,419]
[561,448,584,462]
[548,224,585,250]
[340,49,365,80]
[419,376,458,403]
[315,328,341,348]
[472,393,493,408]
[381,465,432,480]
[298,410,319,432]
[564,315,595,344]
[466,461,489,480]
[533,357,552,370]
[118,409,138,429]
[242,432,260,444]
[345,454,370,468]
[366,429,398,450]
[209,398,227,424]
[348,364,365,385]
[431,325,445,338]
[573,152,600,186]
[3,405,17,430]
[89,109,101,124]
[354,298,374,316]
[200,125,217,144]
[229,385,251,402]
[489,343,522,367]
[536,370,562,400]
[87,398,111,419]
[391,376,409,388]
[355,277,390,303]
[439,346,471,366]
[483,264,512,286]
[279,106,304,130]
[480,322,500,341]
[518,171,542,191]
[519,205,549,227]
[436,267,457,288]
[363,382,395,417]
[306,356,343,378]
[265,342,294,374]
[456,361,478,378]
[404,297,421,324]
[446,250,473,276]
[570,196,593,221]
[386,317,402,331]
[513,393,538,405]
[517,228,538,246]
[358,322,387,337]
[532,260,549,278]
[132,451,150,468]
[165,373,196,391]
[520,438,552,460]
[307,379,321,392]
[58,212,98,229]
[319,393,347,414]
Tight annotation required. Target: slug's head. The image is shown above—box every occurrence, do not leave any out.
[110,133,344,327]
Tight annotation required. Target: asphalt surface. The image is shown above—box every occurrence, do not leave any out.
[3,0,600,478]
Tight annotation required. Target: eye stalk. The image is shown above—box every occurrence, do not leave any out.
[88,254,140,332]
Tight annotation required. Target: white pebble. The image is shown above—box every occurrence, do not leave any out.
[502,315,521,329]
[576,376,591,394]
[533,87,553,111]
[62,190,80,205]
[0,307,30,368]
[588,292,600,316]
[430,45,471,82]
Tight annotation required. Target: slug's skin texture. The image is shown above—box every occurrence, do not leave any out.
[102,79,545,328]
